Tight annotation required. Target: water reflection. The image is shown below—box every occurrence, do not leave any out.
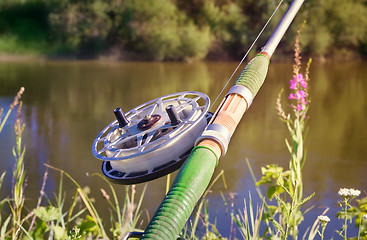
[0,60,366,236]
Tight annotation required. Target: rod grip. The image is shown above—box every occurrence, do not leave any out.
[233,54,270,97]
[141,147,217,240]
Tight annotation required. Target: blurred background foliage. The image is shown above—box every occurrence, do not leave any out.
[0,0,366,61]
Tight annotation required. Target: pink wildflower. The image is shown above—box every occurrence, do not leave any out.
[290,79,297,89]
[300,79,307,89]
[296,90,306,99]
[289,90,306,101]
[288,73,309,113]
[296,104,304,111]
[298,74,307,88]
[289,74,307,90]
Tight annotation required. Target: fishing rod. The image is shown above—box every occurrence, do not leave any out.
[92,0,304,239]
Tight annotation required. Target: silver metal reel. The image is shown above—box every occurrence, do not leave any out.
[92,91,211,184]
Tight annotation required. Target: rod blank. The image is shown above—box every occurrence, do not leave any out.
[262,0,304,58]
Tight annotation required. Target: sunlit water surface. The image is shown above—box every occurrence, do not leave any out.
[1,59,366,238]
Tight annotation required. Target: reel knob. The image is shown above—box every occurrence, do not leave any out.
[92,91,212,184]
[114,108,129,128]
[166,105,181,126]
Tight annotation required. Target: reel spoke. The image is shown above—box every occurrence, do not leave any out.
[97,136,108,143]
[98,145,115,155]
[111,149,122,158]
[128,109,142,122]
[110,130,132,146]
[175,97,200,112]
[136,135,144,152]
[136,130,155,152]
[147,103,158,116]
[176,102,190,113]
[157,98,164,113]
[129,118,141,124]
[145,131,155,143]
[113,132,137,148]
[142,131,156,148]
[97,148,107,155]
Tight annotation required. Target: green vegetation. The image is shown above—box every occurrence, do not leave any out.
[0,0,366,60]
[300,0,367,58]
[1,29,367,239]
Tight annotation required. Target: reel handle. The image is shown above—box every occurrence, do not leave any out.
[165,105,181,126]
[114,108,129,128]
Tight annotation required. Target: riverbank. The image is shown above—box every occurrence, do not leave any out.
[1,0,366,62]
[1,51,365,64]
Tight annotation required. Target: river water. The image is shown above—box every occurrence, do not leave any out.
[0,59,366,238]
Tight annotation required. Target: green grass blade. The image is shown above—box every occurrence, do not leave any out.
[92,173,122,229]
[269,217,285,236]
[134,184,147,224]
[0,109,12,134]
[1,215,11,239]
[66,190,79,228]
[45,164,108,239]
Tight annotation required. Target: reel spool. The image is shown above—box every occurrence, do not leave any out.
[92,91,212,184]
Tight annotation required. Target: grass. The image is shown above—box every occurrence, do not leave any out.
[0,35,47,55]
[0,88,147,239]
[0,35,76,57]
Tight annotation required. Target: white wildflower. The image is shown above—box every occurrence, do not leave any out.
[318,215,330,223]
[338,188,350,198]
[338,188,361,198]
[363,215,367,221]
[350,188,361,197]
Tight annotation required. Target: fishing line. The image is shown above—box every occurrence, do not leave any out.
[209,0,284,111]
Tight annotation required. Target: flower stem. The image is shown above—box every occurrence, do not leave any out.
[344,199,348,240]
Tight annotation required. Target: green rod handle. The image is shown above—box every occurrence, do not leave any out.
[234,54,270,98]
[141,147,217,239]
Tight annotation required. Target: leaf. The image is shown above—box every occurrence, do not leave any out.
[0,215,11,238]
[77,215,99,234]
[294,193,315,210]
[22,219,49,240]
[0,172,5,189]
[269,217,285,235]
[256,177,272,186]
[357,197,367,211]
[276,176,292,197]
[0,198,8,213]
[285,139,293,154]
[274,194,290,213]
[34,206,61,222]
[52,225,67,240]
[26,220,47,240]
[266,185,279,200]
[256,165,284,186]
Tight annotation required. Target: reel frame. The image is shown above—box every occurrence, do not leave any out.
[92,91,211,184]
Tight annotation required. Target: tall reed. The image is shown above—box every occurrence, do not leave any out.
[10,102,26,239]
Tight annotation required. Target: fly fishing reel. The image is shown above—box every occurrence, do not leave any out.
[92,91,212,184]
